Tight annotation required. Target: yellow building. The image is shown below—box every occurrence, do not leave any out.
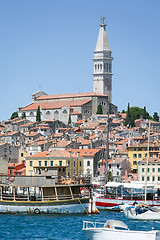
[128,143,148,173]
[25,150,67,176]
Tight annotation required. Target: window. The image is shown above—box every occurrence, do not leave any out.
[10,169,13,175]
[147,176,150,181]
[145,153,147,157]
[152,168,155,172]
[21,153,23,157]
[138,148,142,151]
[100,101,106,106]
[134,148,137,151]
[109,164,111,169]
[158,168,160,172]
[46,111,50,115]
[153,176,155,181]
[29,170,33,176]
[29,161,33,167]
[50,161,53,166]
[84,109,90,114]
[142,176,144,181]
[63,110,67,114]
[39,161,41,166]
[158,176,160,181]
[133,161,137,165]
[80,161,82,167]
[117,172,119,175]
[68,171,70,177]
[133,154,137,158]
[59,161,62,166]
[142,168,144,172]
[138,154,142,158]
[74,161,76,167]
[148,168,150,172]
[44,161,47,167]
[68,161,70,166]
[117,164,119,169]
[150,153,153,157]
[87,161,90,166]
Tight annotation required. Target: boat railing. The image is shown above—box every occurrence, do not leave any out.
[0,193,86,201]
[83,221,105,229]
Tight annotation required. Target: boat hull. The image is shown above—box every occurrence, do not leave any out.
[124,209,160,220]
[0,198,89,214]
[83,228,160,240]
[96,197,160,210]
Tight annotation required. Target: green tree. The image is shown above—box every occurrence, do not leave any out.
[96,104,103,114]
[36,106,41,122]
[124,103,130,126]
[153,112,159,122]
[124,104,150,127]
[68,114,71,124]
[10,112,18,119]
[142,106,149,119]
[122,109,125,113]
[107,170,113,182]
[22,112,26,119]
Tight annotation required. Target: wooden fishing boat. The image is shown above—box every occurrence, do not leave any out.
[0,183,92,214]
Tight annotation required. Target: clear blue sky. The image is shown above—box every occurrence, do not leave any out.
[0,0,160,121]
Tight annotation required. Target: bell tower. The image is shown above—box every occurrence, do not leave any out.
[93,16,113,103]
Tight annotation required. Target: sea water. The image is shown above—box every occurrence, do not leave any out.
[0,211,160,240]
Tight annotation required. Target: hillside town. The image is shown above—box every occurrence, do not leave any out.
[1,112,160,185]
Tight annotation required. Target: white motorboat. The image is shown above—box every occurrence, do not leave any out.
[123,203,160,220]
[82,219,160,240]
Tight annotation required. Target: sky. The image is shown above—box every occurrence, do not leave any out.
[0,0,160,121]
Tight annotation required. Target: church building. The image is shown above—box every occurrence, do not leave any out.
[18,17,117,124]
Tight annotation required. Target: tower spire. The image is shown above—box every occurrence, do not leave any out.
[93,17,113,103]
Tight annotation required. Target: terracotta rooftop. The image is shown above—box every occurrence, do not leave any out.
[35,92,107,100]
[20,100,91,111]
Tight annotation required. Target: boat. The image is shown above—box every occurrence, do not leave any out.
[82,219,160,240]
[123,203,160,220]
[95,181,160,210]
[0,183,94,214]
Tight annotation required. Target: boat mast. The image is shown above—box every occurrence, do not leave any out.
[145,120,151,203]
[105,112,110,185]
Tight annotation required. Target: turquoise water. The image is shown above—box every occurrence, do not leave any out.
[0,211,160,239]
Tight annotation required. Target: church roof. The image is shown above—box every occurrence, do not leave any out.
[95,23,110,52]
[35,92,107,100]
[20,100,91,111]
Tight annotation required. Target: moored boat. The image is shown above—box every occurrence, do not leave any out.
[123,203,160,220]
[82,219,160,240]
[0,183,93,214]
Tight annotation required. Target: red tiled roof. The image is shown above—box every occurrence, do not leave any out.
[20,100,91,111]
[35,92,107,100]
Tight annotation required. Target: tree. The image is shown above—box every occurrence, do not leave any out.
[124,103,130,126]
[142,106,148,119]
[124,104,150,128]
[22,112,26,119]
[10,112,18,120]
[68,115,71,124]
[36,106,41,122]
[96,104,103,114]
[107,170,113,182]
[122,109,125,113]
[153,112,159,122]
